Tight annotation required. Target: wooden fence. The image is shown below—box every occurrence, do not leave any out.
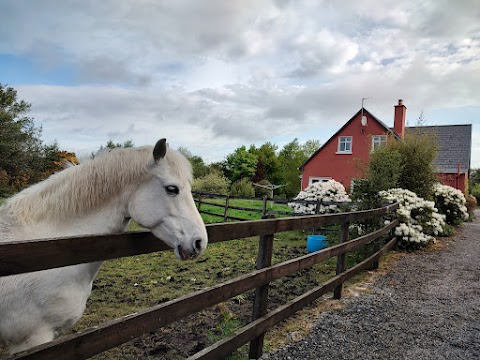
[0,202,399,360]
[192,191,357,221]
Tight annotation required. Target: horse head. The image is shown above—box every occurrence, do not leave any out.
[128,139,208,260]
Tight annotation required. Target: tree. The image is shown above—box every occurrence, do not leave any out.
[249,142,282,185]
[0,83,69,195]
[177,147,209,178]
[355,132,438,202]
[301,139,321,158]
[469,168,480,185]
[279,139,307,198]
[395,133,438,199]
[224,146,258,182]
[416,110,427,126]
[91,139,134,159]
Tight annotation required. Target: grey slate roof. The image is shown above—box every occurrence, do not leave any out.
[405,125,472,174]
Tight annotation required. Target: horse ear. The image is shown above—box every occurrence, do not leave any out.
[153,138,167,162]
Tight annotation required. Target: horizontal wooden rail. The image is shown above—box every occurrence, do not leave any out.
[193,192,265,201]
[9,219,398,360]
[198,209,226,218]
[225,215,250,222]
[226,205,264,213]
[197,200,227,209]
[0,204,398,277]
[188,237,398,360]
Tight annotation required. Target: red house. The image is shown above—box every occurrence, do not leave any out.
[299,100,472,193]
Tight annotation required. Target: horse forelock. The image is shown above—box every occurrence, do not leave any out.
[2,146,191,225]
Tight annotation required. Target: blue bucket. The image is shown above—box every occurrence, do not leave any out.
[307,235,328,253]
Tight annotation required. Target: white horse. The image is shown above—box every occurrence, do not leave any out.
[0,139,208,354]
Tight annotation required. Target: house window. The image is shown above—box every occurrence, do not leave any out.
[337,136,352,153]
[372,135,387,151]
[309,177,332,186]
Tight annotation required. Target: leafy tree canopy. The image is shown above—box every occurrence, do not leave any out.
[0,83,74,196]
[224,145,258,182]
[177,146,209,178]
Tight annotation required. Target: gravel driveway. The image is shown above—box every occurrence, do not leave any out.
[261,210,480,360]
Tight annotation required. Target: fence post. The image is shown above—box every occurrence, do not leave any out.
[223,195,230,222]
[261,196,268,217]
[315,199,321,214]
[249,215,274,359]
[333,215,349,299]
[197,194,202,211]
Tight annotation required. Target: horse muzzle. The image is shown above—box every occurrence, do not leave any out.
[176,238,204,260]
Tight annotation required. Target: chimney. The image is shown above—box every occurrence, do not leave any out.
[394,99,406,139]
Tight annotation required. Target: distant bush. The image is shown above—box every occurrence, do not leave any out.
[230,178,255,197]
[470,183,480,203]
[466,195,477,219]
[192,171,230,194]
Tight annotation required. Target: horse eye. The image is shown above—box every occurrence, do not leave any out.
[165,185,179,195]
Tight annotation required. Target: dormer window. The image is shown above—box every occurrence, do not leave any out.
[337,136,352,154]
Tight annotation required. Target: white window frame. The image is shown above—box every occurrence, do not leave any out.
[337,136,352,154]
[371,135,387,151]
[309,177,332,186]
[350,178,361,192]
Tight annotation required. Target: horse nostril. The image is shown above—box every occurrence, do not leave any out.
[195,239,203,251]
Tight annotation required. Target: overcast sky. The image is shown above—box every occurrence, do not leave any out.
[1,0,479,166]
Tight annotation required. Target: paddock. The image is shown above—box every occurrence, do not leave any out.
[0,202,398,359]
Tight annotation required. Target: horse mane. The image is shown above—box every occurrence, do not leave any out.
[3,146,192,225]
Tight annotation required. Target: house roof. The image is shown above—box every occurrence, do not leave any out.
[405,125,472,174]
[300,107,472,174]
[299,107,399,170]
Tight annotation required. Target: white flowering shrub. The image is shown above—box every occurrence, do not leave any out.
[379,188,446,249]
[433,183,469,225]
[288,180,351,214]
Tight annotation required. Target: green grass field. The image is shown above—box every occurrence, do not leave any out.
[0,196,371,359]
[196,197,294,223]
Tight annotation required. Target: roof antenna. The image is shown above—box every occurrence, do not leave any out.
[361,97,371,127]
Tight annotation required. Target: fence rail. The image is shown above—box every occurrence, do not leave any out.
[192,191,362,222]
[2,202,399,360]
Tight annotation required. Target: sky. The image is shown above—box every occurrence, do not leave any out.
[0,0,479,166]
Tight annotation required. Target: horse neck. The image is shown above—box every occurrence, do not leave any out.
[7,148,151,227]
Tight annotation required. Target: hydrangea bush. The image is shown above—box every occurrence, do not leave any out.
[379,188,446,249]
[433,183,469,225]
[288,180,351,214]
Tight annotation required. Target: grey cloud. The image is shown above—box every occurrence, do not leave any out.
[77,56,151,86]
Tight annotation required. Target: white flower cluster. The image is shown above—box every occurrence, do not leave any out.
[379,188,446,246]
[289,180,351,214]
[433,183,469,223]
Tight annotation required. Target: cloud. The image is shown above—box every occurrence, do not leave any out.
[2,0,480,166]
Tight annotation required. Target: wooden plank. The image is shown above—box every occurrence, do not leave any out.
[9,222,398,360]
[188,237,399,360]
[0,231,170,277]
[264,210,294,216]
[191,192,228,199]
[333,216,349,299]
[0,205,399,276]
